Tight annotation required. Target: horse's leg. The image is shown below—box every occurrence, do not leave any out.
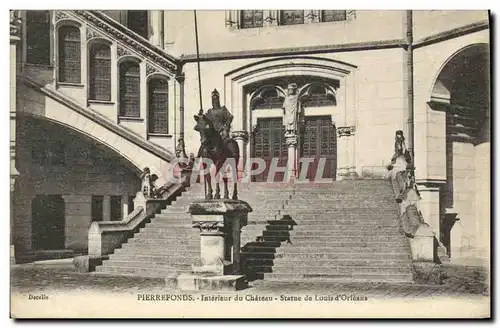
[214,180,220,199]
[232,181,238,200]
[206,171,213,200]
[223,177,229,199]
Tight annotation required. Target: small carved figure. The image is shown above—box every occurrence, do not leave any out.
[140,167,153,198]
[282,83,300,136]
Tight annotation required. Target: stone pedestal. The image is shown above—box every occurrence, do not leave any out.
[409,224,435,262]
[166,199,252,291]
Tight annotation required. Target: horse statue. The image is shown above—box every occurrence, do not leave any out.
[194,114,240,200]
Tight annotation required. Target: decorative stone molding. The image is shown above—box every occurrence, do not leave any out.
[231,130,249,142]
[55,10,69,21]
[117,45,134,58]
[10,10,21,38]
[337,126,356,137]
[86,27,104,40]
[146,62,160,76]
[72,10,177,72]
[192,221,225,232]
[346,10,357,20]
[285,134,298,147]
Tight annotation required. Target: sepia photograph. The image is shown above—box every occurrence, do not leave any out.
[8,7,491,319]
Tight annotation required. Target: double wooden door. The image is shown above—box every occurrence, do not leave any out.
[252,115,337,182]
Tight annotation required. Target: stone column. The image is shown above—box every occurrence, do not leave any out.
[417,184,441,241]
[121,195,129,219]
[102,195,111,221]
[62,195,92,251]
[10,11,21,263]
[149,10,164,48]
[337,126,355,179]
[285,134,298,180]
[231,131,248,180]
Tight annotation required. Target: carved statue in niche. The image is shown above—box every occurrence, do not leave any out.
[282,83,300,136]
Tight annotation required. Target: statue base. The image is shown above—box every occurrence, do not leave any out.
[164,199,252,291]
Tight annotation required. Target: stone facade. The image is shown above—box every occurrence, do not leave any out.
[11,10,490,261]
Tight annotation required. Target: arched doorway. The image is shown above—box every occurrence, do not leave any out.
[32,195,65,250]
[248,77,338,182]
[429,43,490,258]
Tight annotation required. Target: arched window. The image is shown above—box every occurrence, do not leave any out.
[26,11,50,65]
[301,84,336,107]
[88,42,111,101]
[240,10,263,28]
[127,11,148,39]
[251,87,285,110]
[58,25,81,83]
[119,61,141,117]
[148,78,169,134]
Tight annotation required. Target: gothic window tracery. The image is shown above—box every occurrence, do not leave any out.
[240,10,264,28]
[88,42,111,101]
[119,61,141,117]
[250,86,285,110]
[58,25,81,83]
[148,77,169,134]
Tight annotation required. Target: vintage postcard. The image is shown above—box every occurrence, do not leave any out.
[10,9,490,319]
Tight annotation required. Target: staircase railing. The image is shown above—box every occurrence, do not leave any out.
[88,179,188,259]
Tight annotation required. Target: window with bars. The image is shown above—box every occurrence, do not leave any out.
[240,10,264,28]
[127,10,149,39]
[110,196,122,221]
[148,78,169,134]
[119,61,141,118]
[58,26,81,83]
[321,10,347,22]
[91,195,104,222]
[280,10,305,25]
[26,11,51,65]
[88,43,111,101]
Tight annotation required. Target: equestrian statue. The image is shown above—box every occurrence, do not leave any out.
[194,89,240,200]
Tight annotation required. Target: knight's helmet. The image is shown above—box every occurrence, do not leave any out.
[211,89,221,107]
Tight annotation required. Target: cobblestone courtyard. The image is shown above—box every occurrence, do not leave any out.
[10,260,489,299]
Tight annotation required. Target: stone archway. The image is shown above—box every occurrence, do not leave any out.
[427,43,490,259]
[224,56,357,180]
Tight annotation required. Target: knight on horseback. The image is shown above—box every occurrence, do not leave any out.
[204,89,234,147]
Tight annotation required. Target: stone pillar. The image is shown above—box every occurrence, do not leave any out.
[10,10,21,263]
[121,195,129,219]
[475,142,490,259]
[285,134,298,180]
[189,200,251,275]
[337,126,355,179]
[62,195,92,251]
[231,131,248,180]
[417,184,441,241]
[149,10,164,48]
[102,195,111,221]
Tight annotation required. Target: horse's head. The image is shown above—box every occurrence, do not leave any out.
[194,114,216,146]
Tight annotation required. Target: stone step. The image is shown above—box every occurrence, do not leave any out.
[242,245,409,253]
[243,257,412,267]
[108,253,199,263]
[260,224,400,232]
[247,264,413,274]
[259,272,414,283]
[126,238,200,245]
[102,259,196,268]
[267,219,399,227]
[116,244,199,253]
[95,265,190,278]
[261,231,406,240]
[245,239,408,247]
[242,251,412,261]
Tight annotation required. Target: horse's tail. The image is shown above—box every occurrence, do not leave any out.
[227,139,240,166]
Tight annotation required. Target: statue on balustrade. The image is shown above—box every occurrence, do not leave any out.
[282,83,300,137]
[140,167,159,199]
[387,130,412,202]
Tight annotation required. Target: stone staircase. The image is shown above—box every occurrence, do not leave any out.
[241,180,415,283]
[95,182,293,278]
